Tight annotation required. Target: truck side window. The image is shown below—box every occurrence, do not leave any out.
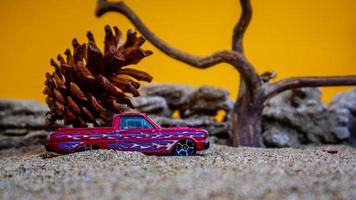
[120,116,154,129]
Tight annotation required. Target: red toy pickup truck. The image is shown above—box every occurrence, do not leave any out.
[46,113,209,156]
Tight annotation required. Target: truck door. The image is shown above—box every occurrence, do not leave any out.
[117,115,155,151]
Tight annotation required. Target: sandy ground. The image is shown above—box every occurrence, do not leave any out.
[0,145,355,200]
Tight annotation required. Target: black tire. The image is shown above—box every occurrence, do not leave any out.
[76,144,100,152]
[173,139,197,156]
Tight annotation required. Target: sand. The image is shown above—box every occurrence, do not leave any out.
[0,144,355,200]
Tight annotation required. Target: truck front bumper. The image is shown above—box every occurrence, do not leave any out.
[204,140,210,149]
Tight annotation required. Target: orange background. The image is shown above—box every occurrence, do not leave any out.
[0,0,355,103]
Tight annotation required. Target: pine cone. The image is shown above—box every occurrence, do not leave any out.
[44,25,153,127]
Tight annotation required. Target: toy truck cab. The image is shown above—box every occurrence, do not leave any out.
[47,113,210,156]
[114,113,159,130]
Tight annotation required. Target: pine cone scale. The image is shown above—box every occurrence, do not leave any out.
[69,82,87,101]
[88,95,106,113]
[67,96,81,114]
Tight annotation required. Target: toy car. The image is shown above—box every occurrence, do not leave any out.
[46,113,210,156]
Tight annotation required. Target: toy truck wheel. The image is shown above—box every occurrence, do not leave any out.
[76,144,100,152]
[173,139,197,156]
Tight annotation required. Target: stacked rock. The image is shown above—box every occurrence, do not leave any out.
[262,88,353,147]
[329,89,356,146]
[1,85,355,149]
[0,100,49,149]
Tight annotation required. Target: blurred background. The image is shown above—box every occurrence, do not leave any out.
[0,0,355,103]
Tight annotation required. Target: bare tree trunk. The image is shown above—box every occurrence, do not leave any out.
[231,0,256,146]
[232,90,263,147]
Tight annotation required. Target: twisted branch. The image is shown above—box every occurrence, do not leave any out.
[232,0,252,53]
[263,75,356,101]
[232,0,253,104]
[95,0,261,94]
[96,0,228,69]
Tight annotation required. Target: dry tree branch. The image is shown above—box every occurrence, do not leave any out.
[96,0,228,69]
[232,0,252,53]
[263,75,356,101]
[231,0,253,107]
[232,0,253,107]
[95,0,261,95]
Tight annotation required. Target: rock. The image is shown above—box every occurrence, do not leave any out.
[0,99,48,115]
[0,99,49,149]
[182,86,232,119]
[139,84,195,110]
[149,115,231,139]
[0,138,16,150]
[329,89,356,116]
[262,88,350,147]
[0,115,48,129]
[329,89,356,146]
[262,123,305,148]
[0,99,48,129]
[132,96,171,117]
[0,130,47,150]
[1,129,28,136]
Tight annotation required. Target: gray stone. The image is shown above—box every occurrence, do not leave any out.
[182,86,232,118]
[0,99,49,149]
[329,89,356,146]
[0,129,28,136]
[0,115,48,129]
[0,130,47,150]
[0,99,48,129]
[262,124,305,148]
[0,138,16,150]
[329,89,356,116]
[262,88,351,147]
[0,99,48,115]
[139,84,195,110]
[132,96,171,117]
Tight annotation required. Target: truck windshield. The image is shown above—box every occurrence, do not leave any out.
[120,116,154,129]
